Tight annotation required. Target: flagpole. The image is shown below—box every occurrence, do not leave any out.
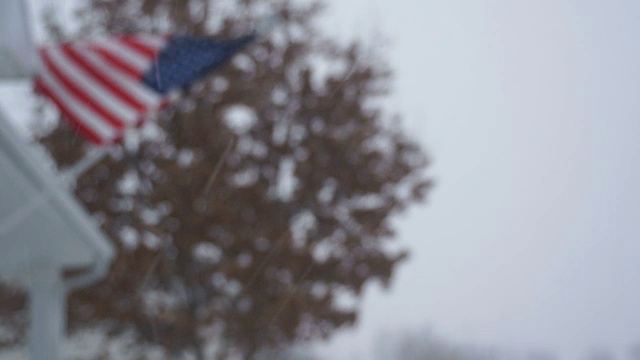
[61,147,113,186]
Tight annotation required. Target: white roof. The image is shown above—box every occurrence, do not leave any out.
[0,0,40,79]
[0,108,114,279]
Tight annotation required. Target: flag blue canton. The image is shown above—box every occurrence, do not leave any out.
[142,33,256,94]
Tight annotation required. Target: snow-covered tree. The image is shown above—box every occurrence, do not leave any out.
[2,0,430,359]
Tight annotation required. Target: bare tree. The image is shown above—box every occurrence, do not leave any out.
[585,349,616,360]
[378,328,501,360]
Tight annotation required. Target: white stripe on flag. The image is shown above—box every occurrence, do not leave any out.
[45,48,141,126]
[38,67,118,142]
[133,34,169,50]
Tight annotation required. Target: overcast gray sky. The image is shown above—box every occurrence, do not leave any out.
[320,0,640,359]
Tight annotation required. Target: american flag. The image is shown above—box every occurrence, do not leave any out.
[35,33,256,145]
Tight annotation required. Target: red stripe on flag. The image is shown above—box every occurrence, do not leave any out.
[119,36,160,59]
[89,45,144,79]
[61,44,148,112]
[40,49,127,130]
[34,78,106,144]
